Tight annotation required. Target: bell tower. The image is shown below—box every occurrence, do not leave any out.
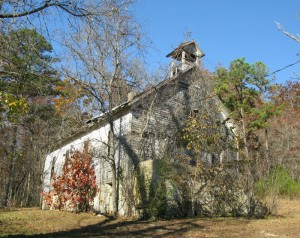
[166,41,205,77]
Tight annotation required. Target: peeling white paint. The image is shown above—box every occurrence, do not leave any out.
[42,113,132,212]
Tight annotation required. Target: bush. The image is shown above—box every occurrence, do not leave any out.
[42,149,97,212]
[143,158,170,219]
[255,165,300,199]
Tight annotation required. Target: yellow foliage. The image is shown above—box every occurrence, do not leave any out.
[181,114,223,156]
[0,92,28,121]
[52,78,86,115]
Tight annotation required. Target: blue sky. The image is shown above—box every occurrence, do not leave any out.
[134,0,300,84]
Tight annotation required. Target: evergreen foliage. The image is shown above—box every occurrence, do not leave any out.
[0,28,60,122]
[213,58,281,160]
[214,58,271,131]
[143,158,170,219]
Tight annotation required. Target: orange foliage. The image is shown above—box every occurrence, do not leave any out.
[42,148,98,212]
[52,78,85,115]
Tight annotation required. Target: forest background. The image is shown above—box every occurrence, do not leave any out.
[0,0,299,215]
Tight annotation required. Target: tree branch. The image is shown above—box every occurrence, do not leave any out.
[275,21,300,44]
[0,1,54,19]
[55,4,95,17]
[0,1,94,19]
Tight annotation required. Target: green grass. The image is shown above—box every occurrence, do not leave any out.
[255,165,300,199]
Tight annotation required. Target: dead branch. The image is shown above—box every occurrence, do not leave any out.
[275,21,300,44]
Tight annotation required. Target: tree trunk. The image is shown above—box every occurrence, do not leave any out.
[265,128,269,158]
[240,107,249,159]
[111,162,118,215]
[3,159,13,207]
[108,120,118,215]
[264,127,270,172]
[4,126,18,207]
[26,171,31,206]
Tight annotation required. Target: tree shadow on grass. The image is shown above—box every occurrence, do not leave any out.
[5,218,206,238]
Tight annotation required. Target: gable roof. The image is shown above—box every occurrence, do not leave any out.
[50,65,198,151]
[86,41,206,126]
[50,41,208,150]
[86,65,197,125]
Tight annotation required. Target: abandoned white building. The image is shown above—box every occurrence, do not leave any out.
[42,41,239,217]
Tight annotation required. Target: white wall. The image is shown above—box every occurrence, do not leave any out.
[42,112,132,210]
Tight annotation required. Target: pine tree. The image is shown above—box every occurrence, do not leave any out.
[214,58,276,159]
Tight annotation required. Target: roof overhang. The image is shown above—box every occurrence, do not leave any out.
[166,40,205,61]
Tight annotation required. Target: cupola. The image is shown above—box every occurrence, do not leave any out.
[166,41,205,77]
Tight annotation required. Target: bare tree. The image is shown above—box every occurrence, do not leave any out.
[0,0,148,209]
[60,0,147,215]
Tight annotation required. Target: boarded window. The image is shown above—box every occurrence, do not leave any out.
[50,156,57,178]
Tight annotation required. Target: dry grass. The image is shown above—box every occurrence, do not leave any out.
[1,199,300,237]
[0,208,104,237]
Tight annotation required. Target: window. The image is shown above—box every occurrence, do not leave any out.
[50,156,57,178]
[190,109,199,117]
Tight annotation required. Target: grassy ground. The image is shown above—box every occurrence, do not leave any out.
[1,199,300,237]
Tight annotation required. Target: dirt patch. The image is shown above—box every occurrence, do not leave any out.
[1,199,300,237]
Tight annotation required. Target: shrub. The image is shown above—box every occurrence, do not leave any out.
[255,165,300,199]
[42,149,97,212]
[143,158,170,219]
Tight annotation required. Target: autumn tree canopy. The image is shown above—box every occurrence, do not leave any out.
[0,28,61,122]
